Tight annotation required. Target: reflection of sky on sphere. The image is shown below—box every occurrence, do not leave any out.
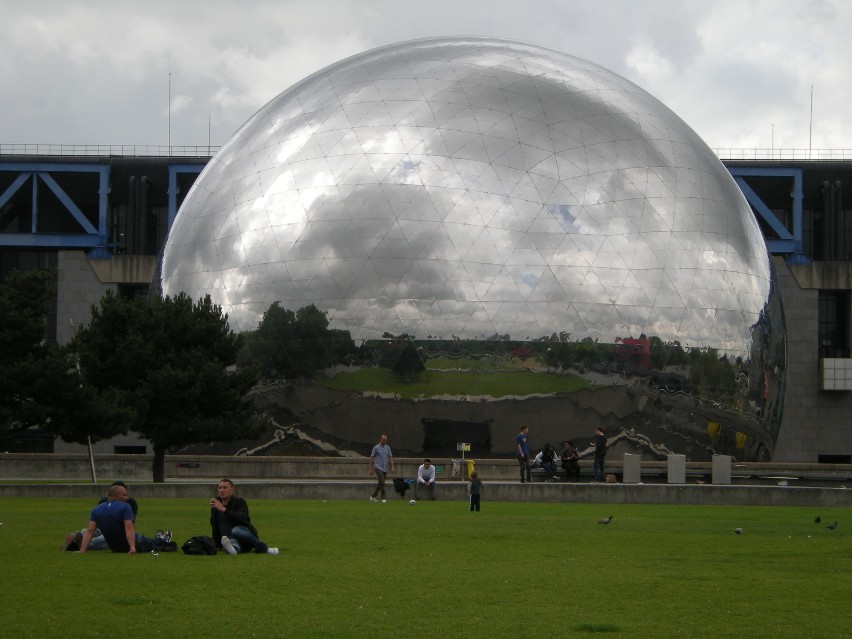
[159,37,771,355]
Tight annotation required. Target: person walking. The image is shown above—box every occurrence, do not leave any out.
[592,426,607,482]
[516,424,532,483]
[468,471,483,511]
[368,434,395,502]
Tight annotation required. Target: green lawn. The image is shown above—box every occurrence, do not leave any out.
[1,498,849,638]
[317,367,590,397]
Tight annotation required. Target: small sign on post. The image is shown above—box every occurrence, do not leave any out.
[457,443,471,478]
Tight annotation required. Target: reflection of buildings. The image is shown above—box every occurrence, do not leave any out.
[1,151,848,462]
[615,336,651,370]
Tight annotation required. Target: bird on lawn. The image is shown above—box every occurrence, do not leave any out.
[826,521,838,530]
[598,515,613,525]
[734,528,743,535]
[814,516,821,524]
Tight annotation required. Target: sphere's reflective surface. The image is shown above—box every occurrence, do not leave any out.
[159,37,784,461]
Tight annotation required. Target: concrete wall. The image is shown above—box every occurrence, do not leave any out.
[55,250,157,345]
[1,478,849,508]
[773,258,852,462]
[2,453,849,486]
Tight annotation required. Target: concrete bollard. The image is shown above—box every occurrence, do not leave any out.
[712,454,732,484]
[623,453,641,483]
[667,454,686,484]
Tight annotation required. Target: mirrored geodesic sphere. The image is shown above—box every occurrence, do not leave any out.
[158,37,784,462]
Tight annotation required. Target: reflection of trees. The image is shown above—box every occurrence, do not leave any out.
[240,300,768,421]
[241,303,356,379]
[689,349,736,400]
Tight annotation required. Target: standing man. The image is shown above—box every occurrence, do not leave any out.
[592,426,607,482]
[415,458,437,500]
[516,424,531,483]
[368,434,394,502]
[210,478,278,555]
[77,484,168,554]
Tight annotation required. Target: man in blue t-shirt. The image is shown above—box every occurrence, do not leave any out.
[368,434,395,502]
[516,424,531,483]
[77,484,166,554]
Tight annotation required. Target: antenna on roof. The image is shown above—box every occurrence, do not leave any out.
[808,85,813,160]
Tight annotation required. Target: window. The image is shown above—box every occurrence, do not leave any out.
[818,291,850,358]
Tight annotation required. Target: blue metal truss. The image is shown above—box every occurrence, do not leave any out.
[0,162,110,251]
[727,166,809,265]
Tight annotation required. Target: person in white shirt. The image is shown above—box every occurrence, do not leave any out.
[415,458,437,500]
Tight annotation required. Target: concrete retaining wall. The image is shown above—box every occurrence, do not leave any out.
[2,453,851,485]
[1,480,849,507]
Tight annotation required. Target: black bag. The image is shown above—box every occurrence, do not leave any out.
[393,477,410,496]
[181,535,218,555]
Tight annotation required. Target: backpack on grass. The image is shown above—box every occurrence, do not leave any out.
[181,535,217,555]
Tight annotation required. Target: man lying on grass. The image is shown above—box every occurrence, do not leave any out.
[77,484,173,554]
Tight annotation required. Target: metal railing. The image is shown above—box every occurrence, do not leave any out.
[0,143,220,158]
[713,148,852,161]
[4,143,852,162]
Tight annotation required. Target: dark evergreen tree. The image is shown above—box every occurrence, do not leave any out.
[72,291,262,481]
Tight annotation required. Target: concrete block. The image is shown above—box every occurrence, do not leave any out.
[623,453,641,484]
[712,455,732,484]
[667,454,686,484]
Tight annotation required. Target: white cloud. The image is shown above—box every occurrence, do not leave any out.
[2,0,851,151]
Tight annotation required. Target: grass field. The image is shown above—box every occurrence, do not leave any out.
[317,367,590,397]
[1,497,849,638]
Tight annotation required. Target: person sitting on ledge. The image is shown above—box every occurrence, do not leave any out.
[534,443,560,479]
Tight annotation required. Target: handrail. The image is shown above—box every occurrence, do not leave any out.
[3,143,852,162]
[0,143,219,158]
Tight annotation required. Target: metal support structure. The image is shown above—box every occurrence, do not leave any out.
[0,162,110,250]
[728,166,809,265]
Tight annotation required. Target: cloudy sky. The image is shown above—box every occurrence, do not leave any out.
[2,0,850,154]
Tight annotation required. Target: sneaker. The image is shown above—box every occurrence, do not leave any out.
[266,547,279,555]
[221,536,238,555]
[61,532,81,552]
[381,499,387,503]
[155,529,165,539]
[369,496,378,502]
[162,529,172,543]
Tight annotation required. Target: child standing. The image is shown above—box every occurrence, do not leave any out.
[468,471,482,511]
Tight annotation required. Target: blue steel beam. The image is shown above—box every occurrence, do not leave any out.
[0,172,31,209]
[727,166,807,263]
[0,162,110,249]
[37,172,98,234]
[0,233,102,248]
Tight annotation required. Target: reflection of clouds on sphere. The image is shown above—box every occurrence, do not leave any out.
[158,37,772,357]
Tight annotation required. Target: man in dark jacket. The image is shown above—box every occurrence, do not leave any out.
[210,478,278,555]
[592,426,607,482]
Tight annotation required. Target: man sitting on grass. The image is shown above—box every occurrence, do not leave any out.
[77,484,172,554]
[210,478,278,555]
